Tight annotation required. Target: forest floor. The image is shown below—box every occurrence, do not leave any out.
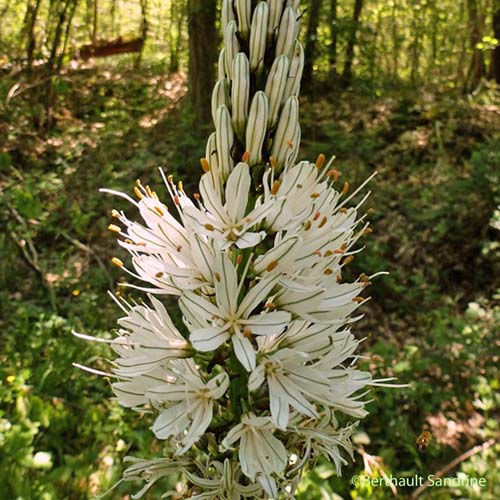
[0,63,499,499]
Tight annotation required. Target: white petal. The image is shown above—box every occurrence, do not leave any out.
[214,251,238,315]
[207,371,230,399]
[257,474,278,499]
[235,230,266,249]
[179,401,213,454]
[190,326,229,352]
[270,394,289,430]
[153,403,190,439]
[248,364,265,392]
[237,274,280,318]
[180,291,221,322]
[268,375,318,419]
[242,310,291,336]
[232,330,256,371]
[225,161,251,222]
[253,234,302,274]
[200,172,228,223]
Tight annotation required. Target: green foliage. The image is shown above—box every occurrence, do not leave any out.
[1,52,499,499]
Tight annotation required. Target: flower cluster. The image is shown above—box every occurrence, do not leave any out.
[80,1,395,498]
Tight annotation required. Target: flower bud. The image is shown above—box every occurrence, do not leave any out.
[231,53,250,137]
[271,96,299,169]
[221,0,235,34]
[215,105,235,180]
[276,6,298,58]
[265,55,290,128]
[268,0,284,37]
[235,0,251,39]
[211,79,230,125]
[283,40,304,102]
[224,21,239,80]
[246,91,268,166]
[249,2,269,73]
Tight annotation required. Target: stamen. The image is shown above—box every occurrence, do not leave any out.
[343,255,354,265]
[134,186,143,200]
[155,272,164,278]
[200,158,210,172]
[324,268,333,275]
[326,169,340,182]
[214,272,221,282]
[154,206,164,216]
[108,224,121,233]
[269,156,278,169]
[111,209,120,218]
[342,181,350,196]
[243,328,252,338]
[242,150,250,162]
[352,296,365,303]
[204,223,215,231]
[310,192,320,199]
[304,220,312,230]
[318,216,328,228]
[313,211,320,221]
[315,153,325,169]
[271,180,281,195]
[111,257,124,267]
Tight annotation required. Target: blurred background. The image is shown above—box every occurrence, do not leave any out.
[0,0,499,498]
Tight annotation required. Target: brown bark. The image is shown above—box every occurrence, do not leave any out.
[465,0,485,91]
[341,0,364,86]
[79,37,144,59]
[187,0,217,127]
[24,0,43,71]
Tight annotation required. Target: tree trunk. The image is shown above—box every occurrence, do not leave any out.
[465,0,485,91]
[341,0,364,86]
[24,0,43,71]
[187,0,217,127]
[329,0,337,76]
[303,0,322,87]
[491,0,500,83]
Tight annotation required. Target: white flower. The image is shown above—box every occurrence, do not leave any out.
[182,459,262,499]
[122,456,191,499]
[183,163,272,249]
[290,418,356,476]
[180,251,291,371]
[110,295,191,377]
[221,413,287,497]
[103,183,214,295]
[249,348,330,429]
[149,368,229,454]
